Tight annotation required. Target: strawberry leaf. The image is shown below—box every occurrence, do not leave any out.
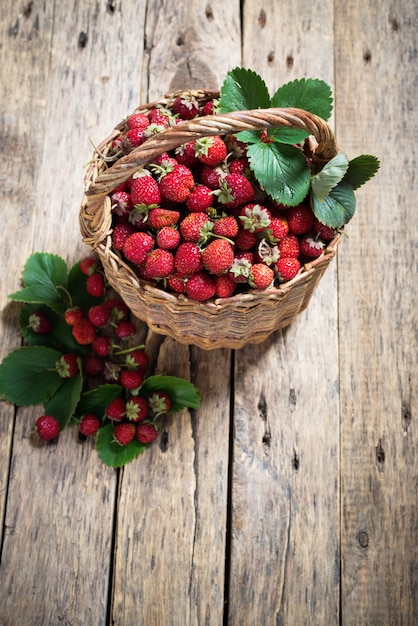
[247,142,310,206]
[96,423,147,468]
[271,78,333,120]
[9,252,69,314]
[311,152,349,201]
[342,154,380,190]
[44,371,83,430]
[312,181,356,228]
[218,67,271,113]
[140,375,200,412]
[74,384,123,419]
[0,346,64,405]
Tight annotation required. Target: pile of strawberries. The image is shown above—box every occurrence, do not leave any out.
[105,94,337,302]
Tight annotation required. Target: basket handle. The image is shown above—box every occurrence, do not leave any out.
[84,106,338,211]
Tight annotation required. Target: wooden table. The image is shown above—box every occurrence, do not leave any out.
[1,1,417,624]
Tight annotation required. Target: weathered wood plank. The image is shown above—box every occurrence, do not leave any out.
[335,1,418,624]
[228,1,340,623]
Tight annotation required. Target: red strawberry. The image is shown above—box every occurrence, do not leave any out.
[124,349,149,371]
[276,257,301,282]
[83,355,105,377]
[167,273,187,294]
[113,422,137,445]
[171,94,199,119]
[110,190,133,217]
[80,256,99,276]
[55,353,79,378]
[147,208,180,229]
[239,204,272,233]
[119,369,144,391]
[313,217,337,241]
[194,136,227,166]
[136,422,159,444]
[88,304,111,327]
[64,306,84,326]
[79,414,101,437]
[35,415,60,441]
[104,298,129,321]
[72,319,96,345]
[179,212,212,243]
[148,107,175,127]
[174,140,200,168]
[126,112,150,130]
[249,264,275,289]
[125,396,149,422]
[212,216,239,239]
[91,335,111,357]
[299,235,326,258]
[228,157,250,176]
[287,204,314,235]
[202,99,218,115]
[158,164,195,202]
[86,273,105,297]
[186,184,213,212]
[215,173,255,209]
[115,320,136,339]
[130,175,161,207]
[229,255,253,283]
[214,274,237,298]
[122,231,154,264]
[202,239,235,275]
[268,215,289,242]
[278,234,300,259]
[234,227,258,251]
[144,249,175,279]
[199,165,225,190]
[156,227,181,250]
[27,310,51,334]
[174,243,203,276]
[124,127,146,148]
[185,272,216,301]
[148,391,171,416]
[106,397,126,421]
[112,222,135,250]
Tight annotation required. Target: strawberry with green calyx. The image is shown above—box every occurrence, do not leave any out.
[148,391,171,417]
[125,396,149,422]
[113,422,137,446]
[171,93,199,119]
[55,353,79,378]
[80,256,99,276]
[276,257,301,282]
[214,173,255,209]
[229,255,253,284]
[35,415,60,441]
[136,422,159,444]
[201,239,235,275]
[86,273,106,298]
[256,240,280,266]
[27,310,51,335]
[299,236,326,259]
[248,264,275,290]
[194,136,228,166]
[239,204,272,233]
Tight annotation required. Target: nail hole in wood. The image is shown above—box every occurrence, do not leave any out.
[262,431,271,446]
[376,438,385,471]
[106,0,116,14]
[205,4,214,21]
[258,9,266,28]
[286,54,294,69]
[401,402,411,432]
[258,393,267,421]
[357,530,369,548]
[267,51,275,65]
[363,49,372,64]
[176,34,185,46]
[292,450,299,471]
[159,430,169,452]
[390,17,399,31]
[78,31,88,49]
[23,1,33,18]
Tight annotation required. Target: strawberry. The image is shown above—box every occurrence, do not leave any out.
[299,235,326,258]
[286,204,314,235]
[174,243,203,275]
[171,94,199,119]
[228,157,250,176]
[91,335,112,357]
[148,106,175,127]
[88,304,111,327]
[35,415,60,441]
[185,272,216,301]
[156,226,181,250]
[158,164,195,202]
[175,140,200,168]
[268,215,289,242]
[72,318,96,345]
[112,222,135,250]
[103,361,122,383]
[249,263,275,289]
[124,349,149,371]
[313,217,337,241]
[80,256,99,276]
[119,368,144,391]
[113,422,137,445]
[239,204,272,233]
[229,255,252,283]
[79,414,101,437]
[167,273,187,294]
[136,422,159,444]
[276,257,301,282]
[106,397,126,421]
[214,274,237,298]
[202,239,235,275]
[124,127,146,148]
[55,353,79,378]
[104,298,129,321]
[115,320,136,339]
[126,112,150,130]
[212,216,239,239]
[278,234,300,259]
[202,99,218,115]
[28,310,51,334]
[194,136,227,166]
[148,391,171,416]
[122,231,154,264]
[186,184,213,212]
[215,173,255,209]
[86,273,105,297]
[199,165,225,190]
[179,212,212,243]
[64,306,84,326]
[147,208,180,230]
[234,227,258,251]
[144,249,175,279]
[83,354,105,377]
[130,174,161,207]
[125,395,149,422]
[110,190,133,217]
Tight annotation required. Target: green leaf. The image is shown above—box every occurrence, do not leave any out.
[342,154,380,190]
[9,252,69,313]
[0,346,64,405]
[96,423,147,468]
[271,127,310,145]
[247,142,310,206]
[311,152,349,201]
[312,181,356,228]
[141,375,200,412]
[19,304,88,354]
[68,261,104,309]
[219,67,271,113]
[44,370,83,430]
[234,130,263,144]
[74,384,123,418]
[271,77,333,120]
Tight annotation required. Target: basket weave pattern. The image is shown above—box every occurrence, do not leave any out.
[80,90,340,350]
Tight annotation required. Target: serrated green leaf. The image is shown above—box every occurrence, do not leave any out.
[141,375,200,412]
[219,67,271,113]
[312,181,356,228]
[271,77,333,120]
[68,261,105,309]
[271,127,310,145]
[9,252,69,313]
[247,142,310,206]
[19,304,88,354]
[44,370,83,430]
[96,423,147,468]
[342,154,380,190]
[74,384,123,418]
[234,130,263,144]
[311,153,349,201]
[0,346,64,405]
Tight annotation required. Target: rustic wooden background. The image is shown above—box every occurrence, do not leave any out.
[0,1,417,624]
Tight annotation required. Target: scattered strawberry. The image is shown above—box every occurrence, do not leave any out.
[104,298,129,321]
[83,354,105,376]
[113,422,137,445]
[125,396,149,422]
[86,272,105,297]
[55,353,79,378]
[115,320,136,339]
[119,369,144,391]
[72,318,96,345]
[27,310,51,334]
[148,391,171,416]
[35,415,60,441]
[106,397,126,421]
[91,335,112,357]
[124,349,149,371]
[79,414,101,437]
[64,306,84,326]
[80,256,99,276]
[88,304,111,327]
[136,422,159,444]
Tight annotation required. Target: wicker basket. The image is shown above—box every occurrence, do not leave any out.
[80,90,341,350]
